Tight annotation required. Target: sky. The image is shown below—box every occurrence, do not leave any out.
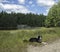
[0,0,58,15]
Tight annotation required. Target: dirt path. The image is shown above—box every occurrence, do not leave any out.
[27,39,60,52]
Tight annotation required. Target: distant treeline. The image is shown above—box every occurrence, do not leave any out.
[0,11,46,29]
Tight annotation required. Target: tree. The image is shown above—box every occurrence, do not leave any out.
[45,1,60,27]
[0,11,17,29]
[0,11,46,30]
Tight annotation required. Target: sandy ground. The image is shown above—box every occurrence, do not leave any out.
[27,39,60,52]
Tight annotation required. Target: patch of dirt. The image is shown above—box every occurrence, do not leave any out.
[27,39,60,52]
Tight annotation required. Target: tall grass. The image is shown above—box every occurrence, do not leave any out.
[0,27,60,52]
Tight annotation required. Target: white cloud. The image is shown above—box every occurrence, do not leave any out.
[43,7,51,15]
[0,0,4,2]
[18,0,25,4]
[0,3,32,14]
[46,9,49,13]
[0,0,9,3]
[37,0,55,7]
[0,3,4,11]
[44,10,49,15]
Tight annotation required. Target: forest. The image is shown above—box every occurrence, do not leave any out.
[0,12,46,29]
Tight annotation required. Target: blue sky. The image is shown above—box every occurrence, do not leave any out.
[0,0,58,15]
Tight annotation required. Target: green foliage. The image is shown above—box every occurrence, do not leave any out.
[0,11,46,30]
[45,1,60,27]
[0,11,17,29]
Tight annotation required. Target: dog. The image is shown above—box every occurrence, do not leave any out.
[29,36,42,43]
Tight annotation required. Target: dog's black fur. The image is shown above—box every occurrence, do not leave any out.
[29,36,42,43]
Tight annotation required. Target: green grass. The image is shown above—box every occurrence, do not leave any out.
[0,27,60,52]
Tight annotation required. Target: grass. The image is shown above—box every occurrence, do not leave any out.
[0,27,60,52]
